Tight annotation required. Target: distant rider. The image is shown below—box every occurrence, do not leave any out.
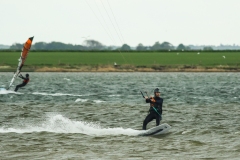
[142,88,163,130]
[14,73,30,92]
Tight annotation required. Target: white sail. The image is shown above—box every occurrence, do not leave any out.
[7,58,22,90]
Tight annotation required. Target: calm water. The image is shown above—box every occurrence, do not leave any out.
[0,72,240,159]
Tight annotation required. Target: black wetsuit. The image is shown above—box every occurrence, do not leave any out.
[142,96,163,130]
[14,75,29,92]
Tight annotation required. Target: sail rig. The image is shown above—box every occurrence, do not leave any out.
[7,37,34,90]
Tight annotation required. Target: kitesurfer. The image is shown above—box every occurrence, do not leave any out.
[142,88,163,130]
[14,74,30,92]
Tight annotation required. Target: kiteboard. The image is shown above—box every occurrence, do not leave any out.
[138,123,171,136]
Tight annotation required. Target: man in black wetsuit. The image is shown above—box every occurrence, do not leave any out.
[14,73,30,92]
[142,88,163,130]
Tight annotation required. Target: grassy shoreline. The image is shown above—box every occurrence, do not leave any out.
[0,65,239,72]
[1,51,240,72]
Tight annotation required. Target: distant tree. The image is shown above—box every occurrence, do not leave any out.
[73,44,86,50]
[33,42,47,50]
[151,41,162,50]
[45,42,67,50]
[160,41,174,50]
[203,46,213,50]
[177,44,191,50]
[33,42,85,50]
[0,44,10,49]
[106,46,114,50]
[120,44,131,51]
[10,40,94,50]
[186,46,191,50]
[176,44,186,50]
[84,40,104,50]
[136,43,145,51]
[9,43,23,49]
[151,41,174,50]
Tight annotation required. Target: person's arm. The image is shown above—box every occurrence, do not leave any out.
[18,74,24,79]
[145,97,153,103]
[18,74,27,80]
[147,98,163,105]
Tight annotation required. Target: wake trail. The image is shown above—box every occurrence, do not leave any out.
[0,114,142,136]
[0,89,22,95]
[32,92,83,97]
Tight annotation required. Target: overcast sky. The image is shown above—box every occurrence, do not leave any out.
[1,0,239,46]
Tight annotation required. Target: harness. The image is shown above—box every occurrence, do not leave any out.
[23,78,29,84]
[150,97,162,118]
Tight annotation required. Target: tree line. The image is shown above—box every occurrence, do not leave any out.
[9,39,231,51]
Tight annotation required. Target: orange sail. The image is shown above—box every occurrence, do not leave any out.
[7,37,34,90]
[19,36,34,70]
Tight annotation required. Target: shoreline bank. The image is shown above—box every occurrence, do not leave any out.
[0,65,239,72]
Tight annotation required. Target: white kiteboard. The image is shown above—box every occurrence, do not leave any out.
[138,123,171,136]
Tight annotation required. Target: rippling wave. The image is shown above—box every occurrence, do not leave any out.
[0,72,239,159]
[0,114,141,136]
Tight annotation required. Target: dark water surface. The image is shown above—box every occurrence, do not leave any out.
[0,72,240,159]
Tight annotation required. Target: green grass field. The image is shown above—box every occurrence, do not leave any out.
[0,51,240,71]
[1,51,239,66]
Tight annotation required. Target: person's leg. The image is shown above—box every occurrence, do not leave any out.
[142,113,155,130]
[155,114,160,126]
[14,83,25,92]
[14,84,20,92]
